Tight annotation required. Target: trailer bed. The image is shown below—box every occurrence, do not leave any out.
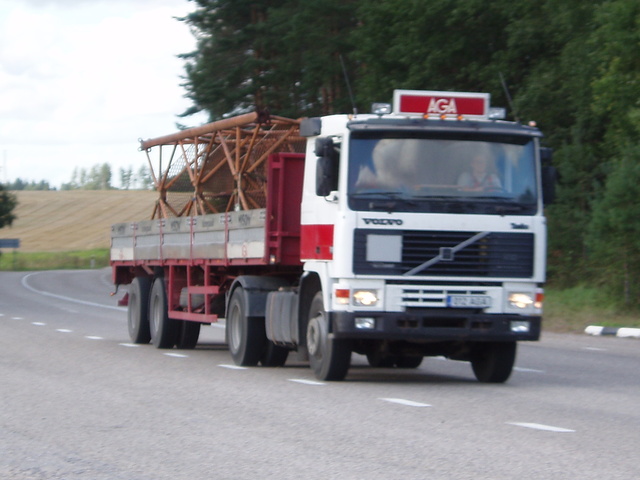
[111,208,269,264]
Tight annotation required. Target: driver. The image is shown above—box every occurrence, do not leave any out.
[457,155,501,190]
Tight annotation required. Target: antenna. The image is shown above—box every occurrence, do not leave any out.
[499,72,519,123]
[339,54,357,115]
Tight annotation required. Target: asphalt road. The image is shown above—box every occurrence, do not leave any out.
[1,269,638,480]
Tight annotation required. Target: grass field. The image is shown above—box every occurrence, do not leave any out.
[0,190,157,252]
[1,189,637,333]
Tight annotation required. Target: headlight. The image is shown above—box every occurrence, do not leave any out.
[508,292,534,309]
[353,290,379,306]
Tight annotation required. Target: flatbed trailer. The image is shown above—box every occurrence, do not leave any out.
[111,152,305,324]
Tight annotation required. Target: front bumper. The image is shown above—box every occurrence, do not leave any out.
[331,310,541,342]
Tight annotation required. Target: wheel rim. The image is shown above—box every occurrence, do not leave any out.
[307,314,324,358]
[128,291,137,330]
[151,294,160,334]
[228,303,241,353]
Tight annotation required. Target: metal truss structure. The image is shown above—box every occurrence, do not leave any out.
[139,111,305,218]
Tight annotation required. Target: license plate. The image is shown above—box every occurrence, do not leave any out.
[447,295,492,308]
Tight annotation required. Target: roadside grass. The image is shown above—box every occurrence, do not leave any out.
[0,248,110,271]
[544,285,640,333]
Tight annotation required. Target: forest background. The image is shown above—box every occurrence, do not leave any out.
[177,0,640,309]
[2,0,640,314]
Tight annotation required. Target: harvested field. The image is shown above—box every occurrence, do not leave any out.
[0,190,157,252]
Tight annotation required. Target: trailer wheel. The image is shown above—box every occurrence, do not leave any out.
[176,321,201,349]
[307,292,351,381]
[261,340,289,367]
[128,276,151,344]
[470,342,516,383]
[149,277,179,349]
[226,287,264,366]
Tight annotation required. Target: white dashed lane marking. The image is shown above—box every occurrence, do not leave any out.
[86,336,104,340]
[514,367,545,373]
[379,398,431,408]
[56,329,73,333]
[218,364,248,370]
[119,343,140,348]
[507,422,575,433]
[288,379,326,386]
[164,353,188,358]
[32,322,46,326]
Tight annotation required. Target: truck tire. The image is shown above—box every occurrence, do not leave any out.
[307,292,351,381]
[128,276,151,344]
[176,321,200,349]
[261,340,289,367]
[149,277,179,349]
[226,287,264,366]
[470,342,516,383]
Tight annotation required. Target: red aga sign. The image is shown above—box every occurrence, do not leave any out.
[393,90,490,118]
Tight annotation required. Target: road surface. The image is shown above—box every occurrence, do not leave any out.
[1,269,638,479]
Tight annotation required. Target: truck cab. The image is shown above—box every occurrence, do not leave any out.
[283,90,552,381]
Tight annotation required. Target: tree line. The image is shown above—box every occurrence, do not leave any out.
[179,0,640,305]
[3,164,153,191]
[60,163,152,191]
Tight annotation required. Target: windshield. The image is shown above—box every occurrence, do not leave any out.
[348,131,538,214]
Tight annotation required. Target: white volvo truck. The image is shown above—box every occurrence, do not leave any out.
[111,90,555,382]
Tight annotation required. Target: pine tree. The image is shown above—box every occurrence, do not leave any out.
[0,184,17,228]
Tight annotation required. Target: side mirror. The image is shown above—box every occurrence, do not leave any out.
[542,165,557,205]
[315,137,339,196]
[315,137,334,157]
[539,147,556,205]
[540,147,553,165]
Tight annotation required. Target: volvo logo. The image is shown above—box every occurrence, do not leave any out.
[363,218,403,226]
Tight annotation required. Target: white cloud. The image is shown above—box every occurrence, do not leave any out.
[0,0,207,187]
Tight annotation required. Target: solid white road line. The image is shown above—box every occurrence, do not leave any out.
[21,273,126,312]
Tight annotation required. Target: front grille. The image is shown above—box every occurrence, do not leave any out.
[354,229,534,278]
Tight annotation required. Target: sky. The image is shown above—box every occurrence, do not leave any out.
[0,0,208,188]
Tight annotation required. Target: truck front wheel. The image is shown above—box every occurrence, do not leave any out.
[470,342,516,383]
[307,292,351,381]
[226,287,264,366]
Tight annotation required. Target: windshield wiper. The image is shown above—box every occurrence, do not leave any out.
[350,192,417,211]
[350,191,405,198]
